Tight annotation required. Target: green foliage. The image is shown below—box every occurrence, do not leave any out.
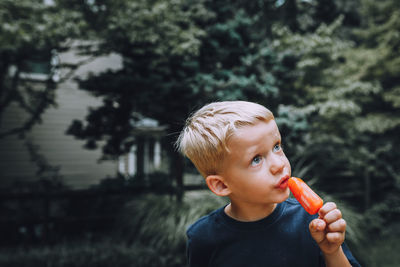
[269,10,400,222]
[0,0,86,138]
[92,0,207,61]
[0,192,227,267]
[0,242,148,267]
[65,0,288,196]
[60,0,400,229]
[0,0,84,52]
[66,0,289,159]
[113,192,226,256]
[65,0,211,158]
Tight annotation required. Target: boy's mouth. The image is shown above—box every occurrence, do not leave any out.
[277,175,290,189]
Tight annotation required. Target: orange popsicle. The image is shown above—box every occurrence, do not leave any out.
[288,177,323,215]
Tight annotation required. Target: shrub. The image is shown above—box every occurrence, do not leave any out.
[112,191,227,266]
[0,191,225,267]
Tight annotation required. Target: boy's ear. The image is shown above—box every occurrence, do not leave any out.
[205,175,231,197]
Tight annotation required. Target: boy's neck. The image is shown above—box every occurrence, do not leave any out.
[224,202,277,222]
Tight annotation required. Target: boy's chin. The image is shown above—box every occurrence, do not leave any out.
[275,191,290,203]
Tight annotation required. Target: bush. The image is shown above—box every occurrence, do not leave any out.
[0,191,226,267]
[0,242,132,267]
[112,191,227,266]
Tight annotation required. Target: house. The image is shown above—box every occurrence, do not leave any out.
[0,44,167,190]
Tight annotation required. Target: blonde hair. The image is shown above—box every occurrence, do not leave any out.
[176,101,274,177]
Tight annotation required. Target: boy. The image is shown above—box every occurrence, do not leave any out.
[177,101,361,267]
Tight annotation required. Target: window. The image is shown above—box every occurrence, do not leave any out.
[19,49,60,82]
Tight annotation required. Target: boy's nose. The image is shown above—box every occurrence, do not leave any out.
[269,154,286,174]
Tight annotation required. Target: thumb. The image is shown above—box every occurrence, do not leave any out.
[309,218,326,244]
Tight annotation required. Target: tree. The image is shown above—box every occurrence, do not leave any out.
[65,0,286,200]
[64,0,209,200]
[0,0,86,138]
[270,8,400,217]
[352,0,400,215]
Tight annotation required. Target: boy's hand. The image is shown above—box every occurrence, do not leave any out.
[309,202,346,255]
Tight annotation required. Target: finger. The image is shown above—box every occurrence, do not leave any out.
[324,209,342,224]
[310,218,326,231]
[326,232,345,244]
[318,202,337,217]
[309,219,326,244]
[327,218,346,232]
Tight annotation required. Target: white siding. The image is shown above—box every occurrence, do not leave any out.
[0,49,123,189]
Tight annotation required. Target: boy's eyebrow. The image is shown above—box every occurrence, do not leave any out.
[242,142,269,162]
[244,134,282,157]
[244,145,260,157]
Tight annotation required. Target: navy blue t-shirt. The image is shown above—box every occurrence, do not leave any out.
[186,198,361,267]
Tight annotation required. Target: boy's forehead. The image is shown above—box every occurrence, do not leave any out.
[228,120,281,147]
[236,119,279,135]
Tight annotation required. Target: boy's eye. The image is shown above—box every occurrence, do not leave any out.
[273,143,282,152]
[251,155,262,166]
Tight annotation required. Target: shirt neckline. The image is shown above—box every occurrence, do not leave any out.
[218,200,286,231]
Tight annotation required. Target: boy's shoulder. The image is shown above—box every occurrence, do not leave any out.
[187,206,224,238]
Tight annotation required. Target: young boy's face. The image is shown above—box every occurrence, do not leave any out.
[220,119,291,206]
